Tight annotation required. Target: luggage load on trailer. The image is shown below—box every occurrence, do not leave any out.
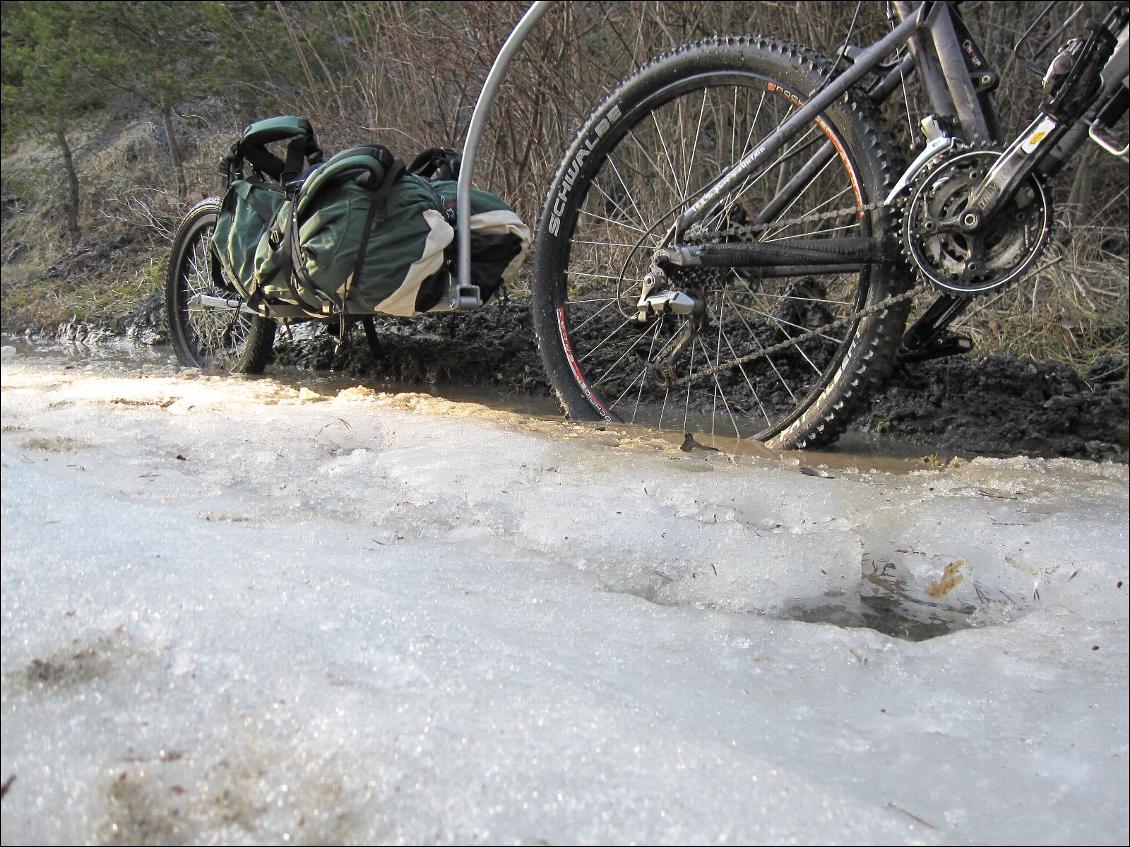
[254,143,453,316]
[211,116,529,319]
[407,147,530,306]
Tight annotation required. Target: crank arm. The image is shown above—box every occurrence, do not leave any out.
[902,293,970,352]
[962,113,1070,229]
[966,14,1120,227]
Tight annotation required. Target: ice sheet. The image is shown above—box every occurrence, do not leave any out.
[2,358,1127,844]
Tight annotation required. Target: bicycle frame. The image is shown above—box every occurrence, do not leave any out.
[676,0,1127,238]
[454,1,1128,311]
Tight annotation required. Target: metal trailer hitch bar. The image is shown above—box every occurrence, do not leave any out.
[442,0,552,313]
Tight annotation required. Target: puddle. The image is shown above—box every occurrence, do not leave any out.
[615,552,1026,642]
[628,425,961,475]
[264,366,564,419]
[3,337,948,474]
[1,334,170,364]
[779,558,1024,641]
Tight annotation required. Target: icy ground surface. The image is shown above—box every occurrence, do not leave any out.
[2,353,1128,845]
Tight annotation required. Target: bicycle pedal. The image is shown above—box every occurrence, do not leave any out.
[899,331,974,363]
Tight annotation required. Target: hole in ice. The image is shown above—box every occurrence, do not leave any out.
[779,558,1027,641]
[610,555,1027,643]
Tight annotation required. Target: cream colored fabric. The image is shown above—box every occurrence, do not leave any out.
[373,210,454,316]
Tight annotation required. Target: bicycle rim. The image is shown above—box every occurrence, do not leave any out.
[172,213,258,370]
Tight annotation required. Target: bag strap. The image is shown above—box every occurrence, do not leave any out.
[280,137,309,186]
[222,132,324,186]
[346,159,406,301]
[284,201,331,311]
[407,147,461,181]
[337,160,403,343]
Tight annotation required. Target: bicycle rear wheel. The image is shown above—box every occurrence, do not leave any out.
[531,37,911,449]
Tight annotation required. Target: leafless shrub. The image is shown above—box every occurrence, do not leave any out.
[98,187,181,245]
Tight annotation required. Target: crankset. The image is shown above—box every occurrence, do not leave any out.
[900,144,1052,294]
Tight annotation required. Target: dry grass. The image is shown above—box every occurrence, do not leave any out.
[947,211,1129,371]
[1,251,163,329]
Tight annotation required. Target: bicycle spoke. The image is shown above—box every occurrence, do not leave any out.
[589,175,648,237]
[630,322,664,424]
[736,284,854,307]
[594,319,662,387]
[627,128,683,200]
[569,298,619,333]
[762,220,860,242]
[722,287,801,405]
[579,315,637,363]
[577,208,648,235]
[651,111,687,205]
[704,124,818,230]
[569,271,644,285]
[605,156,652,236]
[694,333,743,441]
[682,88,710,200]
[758,157,843,240]
[720,322,774,428]
[731,301,843,351]
[683,338,697,433]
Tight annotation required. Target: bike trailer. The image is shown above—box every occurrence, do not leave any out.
[212,118,529,319]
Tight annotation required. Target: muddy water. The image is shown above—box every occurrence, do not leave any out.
[267,361,961,472]
[5,335,954,473]
[782,562,1002,642]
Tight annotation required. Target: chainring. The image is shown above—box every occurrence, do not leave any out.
[901,146,1052,295]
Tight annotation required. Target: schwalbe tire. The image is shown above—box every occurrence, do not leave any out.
[531,37,911,449]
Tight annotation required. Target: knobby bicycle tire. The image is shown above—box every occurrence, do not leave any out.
[531,37,913,449]
[166,197,275,374]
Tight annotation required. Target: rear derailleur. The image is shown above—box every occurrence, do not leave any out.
[634,265,706,389]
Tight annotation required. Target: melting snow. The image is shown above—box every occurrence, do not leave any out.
[1,356,1127,844]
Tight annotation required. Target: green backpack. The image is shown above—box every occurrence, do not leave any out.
[213,120,528,318]
[253,145,455,316]
[212,116,322,302]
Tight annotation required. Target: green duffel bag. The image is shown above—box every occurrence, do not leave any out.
[213,179,287,299]
[254,144,454,317]
[433,180,530,303]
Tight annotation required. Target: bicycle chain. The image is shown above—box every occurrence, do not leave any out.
[683,200,887,242]
[670,198,927,387]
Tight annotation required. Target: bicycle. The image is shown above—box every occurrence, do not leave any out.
[529,0,1129,449]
